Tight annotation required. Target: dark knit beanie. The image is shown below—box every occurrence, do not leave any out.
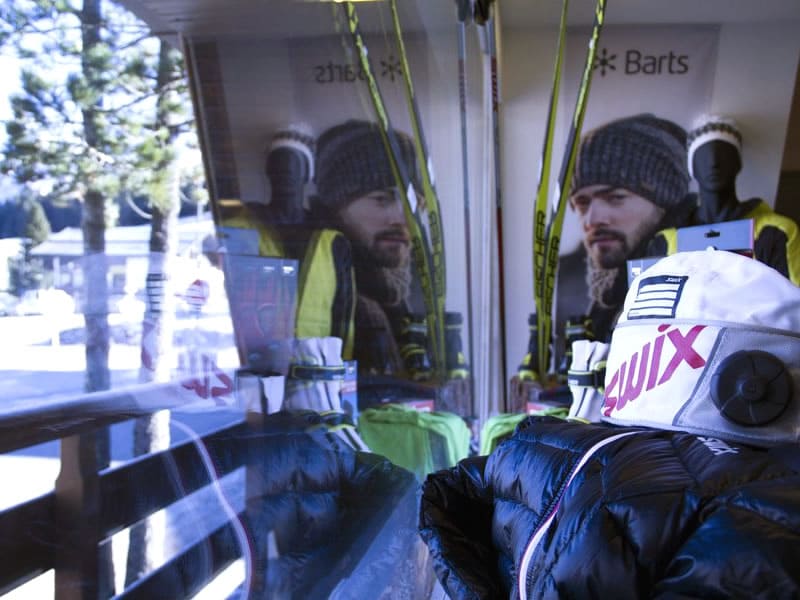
[571,113,689,210]
[313,120,420,214]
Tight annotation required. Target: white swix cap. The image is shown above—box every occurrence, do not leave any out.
[601,249,800,447]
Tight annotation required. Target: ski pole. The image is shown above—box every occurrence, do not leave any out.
[455,0,477,410]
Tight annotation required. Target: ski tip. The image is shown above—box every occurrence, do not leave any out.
[455,0,474,24]
[473,0,494,26]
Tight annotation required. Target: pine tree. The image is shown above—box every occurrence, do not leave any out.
[2,0,141,392]
[127,39,195,585]
[1,1,204,593]
[0,3,203,390]
[20,189,51,244]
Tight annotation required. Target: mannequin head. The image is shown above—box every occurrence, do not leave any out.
[690,139,742,193]
[686,115,743,194]
[267,146,311,194]
[265,124,315,216]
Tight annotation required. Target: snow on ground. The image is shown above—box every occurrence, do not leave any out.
[0,308,248,596]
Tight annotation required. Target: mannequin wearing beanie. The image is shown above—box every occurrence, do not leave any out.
[312,120,422,377]
[650,115,800,286]
[263,124,315,225]
[689,121,744,224]
[219,123,358,368]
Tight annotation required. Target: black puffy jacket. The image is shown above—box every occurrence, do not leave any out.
[244,410,431,599]
[419,416,800,599]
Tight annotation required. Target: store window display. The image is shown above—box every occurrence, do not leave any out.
[650,114,800,285]
[420,249,800,599]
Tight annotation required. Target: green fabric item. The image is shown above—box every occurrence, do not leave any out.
[358,405,470,480]
[479,413,528,456]
[479,407,570,456]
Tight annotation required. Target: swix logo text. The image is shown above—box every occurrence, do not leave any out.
[603,324,707,416]
[697,436,739,456]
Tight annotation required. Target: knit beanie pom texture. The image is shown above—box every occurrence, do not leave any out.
[571,113,689,211]
[313,119,419,213]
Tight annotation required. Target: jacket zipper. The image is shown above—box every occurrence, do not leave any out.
[517,430,641,600]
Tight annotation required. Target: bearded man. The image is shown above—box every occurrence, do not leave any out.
[311,120,419,376]
[567,113,695,341]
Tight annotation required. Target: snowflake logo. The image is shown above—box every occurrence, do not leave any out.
[594,47,617,76]
[381,55,403,81]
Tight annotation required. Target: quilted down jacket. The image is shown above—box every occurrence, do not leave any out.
[244,410,432,599]
[419,416,800,599]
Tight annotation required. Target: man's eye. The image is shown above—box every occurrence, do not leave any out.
[377,194,396,206]
[367,193,391,205]
[571,197,589,212]
[607,193,627,205]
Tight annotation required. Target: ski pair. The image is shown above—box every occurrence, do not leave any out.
[532,0,607,380]
[343,1,448,379]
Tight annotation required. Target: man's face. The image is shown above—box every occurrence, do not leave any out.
[336,188,410,268]
[570,185,665,269]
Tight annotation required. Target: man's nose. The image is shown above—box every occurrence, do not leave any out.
[387,196,406,224]
[582,200,609,228]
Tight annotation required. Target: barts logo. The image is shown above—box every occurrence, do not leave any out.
[593,47,690,77]
[603,324,708,416]
[313,56,403,84]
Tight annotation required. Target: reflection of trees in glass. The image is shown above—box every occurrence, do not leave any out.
[0,189,51,242]
[2,0,135,393]
[8,240,48,294]
[1,1,204,592]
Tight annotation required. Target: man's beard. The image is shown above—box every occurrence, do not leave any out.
[379,260,412,307]
[585,213,662,307]
[369,228,410,269]
[586,228,629,270]
[587,265,621,309]
[351,240,412,308]
[584,213,662,270]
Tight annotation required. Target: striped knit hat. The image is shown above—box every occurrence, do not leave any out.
[686,114,742,178]
[572,113,689,211]
[313,120,419,213]
[267,123,316,181]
